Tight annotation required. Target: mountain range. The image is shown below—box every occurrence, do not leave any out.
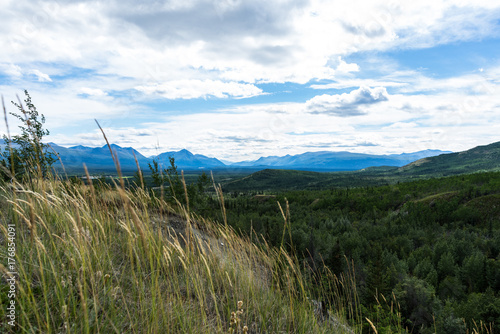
[231,149,450,171]
[0,139,453,173]
[223,141,500,191]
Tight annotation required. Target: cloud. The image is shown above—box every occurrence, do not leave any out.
[135,80,263,99]
[306,86,389,116]
[0,64,52,82]
[333,57,360,74]
[114,0,302,46]
[2,0,498,87]
[353,141,379,147]
[79,87,107,97]
[1,1,500,161]
[29,69,52,82]
[218,135,273,143]
[383,122,419,130]
[0,63,23,78]
[310,79,406,90]
[341,21,386,38]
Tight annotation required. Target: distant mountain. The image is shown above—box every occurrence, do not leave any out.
[223,141,500,191]
[46,144,226,173]
[155,149,225,169]
[49,143,150,172]
[0,139,457,174]
[398,141,500,176]
[232,149,451,171]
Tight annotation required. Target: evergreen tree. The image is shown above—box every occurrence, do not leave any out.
[1,90,55,181]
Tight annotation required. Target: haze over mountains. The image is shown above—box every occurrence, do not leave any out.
[0,139,452,173]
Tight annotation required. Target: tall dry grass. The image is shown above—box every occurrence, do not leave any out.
[0,172,359,333]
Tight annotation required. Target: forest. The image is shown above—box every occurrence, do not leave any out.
[193,170,500,333]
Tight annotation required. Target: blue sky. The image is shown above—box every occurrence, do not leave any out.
[1,0,500,161]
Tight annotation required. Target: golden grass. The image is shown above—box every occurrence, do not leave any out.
[0,175,358,333]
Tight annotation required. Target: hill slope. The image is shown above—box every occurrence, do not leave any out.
[224,141,500,191]
[398,141,500,176]
[0,177,353,333]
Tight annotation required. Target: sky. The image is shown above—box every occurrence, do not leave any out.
[1,0,500,162]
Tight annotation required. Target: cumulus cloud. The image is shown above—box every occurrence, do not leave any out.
[135,80,263,99]
[333,57,360,74]
[306,86,389,116]
[2,0,499,86]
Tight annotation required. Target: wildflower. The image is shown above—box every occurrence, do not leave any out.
[237,300,243,309]
[111,286,121,299]
[96,271,103,280]
[83,228,92,241]
[62,305,67,317]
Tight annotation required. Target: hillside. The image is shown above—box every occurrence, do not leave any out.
[222,167,397,192]
[397,141,500,176]
[0,176,355,333]
[205,170,500,333]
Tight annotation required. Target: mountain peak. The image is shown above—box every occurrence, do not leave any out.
[100,143,124,150]
[177,149,194,156]
[69,145,89,150]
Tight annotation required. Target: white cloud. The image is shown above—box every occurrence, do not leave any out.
[29,69,52,82]
[306,86,389,116]
[333,57,360,74]
[1,0,498,86]
[310,79,407,90]
[135,80,263,99]
[80,87,107,97]
[0,63,23,77]
[383,122,419,130]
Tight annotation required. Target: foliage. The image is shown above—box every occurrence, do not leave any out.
[1,90,55,181]
[205,171,500,333]
[147,156,210,210]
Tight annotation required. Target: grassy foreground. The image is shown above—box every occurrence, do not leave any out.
[0,176,360,333]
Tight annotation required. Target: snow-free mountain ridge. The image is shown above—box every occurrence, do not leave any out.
[0,139,453,172]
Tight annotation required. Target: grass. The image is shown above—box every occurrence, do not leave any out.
[0,172,362,333]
